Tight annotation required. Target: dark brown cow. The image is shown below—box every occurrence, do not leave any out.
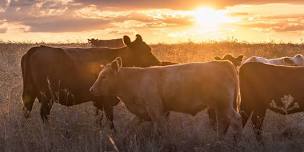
[88,38,124,48]
[214,54,244,67]
[90,57,241,138]
[239,62,304,142]
[21,35,160,129]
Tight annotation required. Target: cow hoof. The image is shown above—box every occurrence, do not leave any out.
[23,106,30,118]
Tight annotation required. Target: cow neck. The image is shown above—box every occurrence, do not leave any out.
[114,67,140,97]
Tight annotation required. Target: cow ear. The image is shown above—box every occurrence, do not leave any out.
[116,57,123,68]
[123,35,131,46]
[295,54,303,58]
[135,34,142,42]
[111,57,122,72]
[237,55,244,60]
[214,56,221,60]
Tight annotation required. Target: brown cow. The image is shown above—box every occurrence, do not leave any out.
[90,57,241,138]
[88,38,124,48]
[21,34,160,129]
[239,62,304,142]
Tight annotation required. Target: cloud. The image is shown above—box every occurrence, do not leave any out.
[273,23,304,32]
[3,3,193,33]
[73,0,304,9]
[234,14,304,32]
[0,0,304,35]
[0,28,7,33]
[0,20,7,33]
[229,12,250,17]
[24,17,113,32]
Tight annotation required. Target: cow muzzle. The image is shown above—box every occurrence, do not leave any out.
[89,87,99,96]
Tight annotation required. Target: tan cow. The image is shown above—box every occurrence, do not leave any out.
[243,54,304,66]
[90,57,241,138]
[215,54,304,67]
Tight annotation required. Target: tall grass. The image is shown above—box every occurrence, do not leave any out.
[1,42,304,152]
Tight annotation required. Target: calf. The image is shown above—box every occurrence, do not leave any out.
[239,62,304,141]
[90,57,241,137]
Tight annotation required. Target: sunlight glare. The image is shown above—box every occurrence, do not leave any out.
[192,7,235,30]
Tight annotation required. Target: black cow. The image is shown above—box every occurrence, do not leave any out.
[239,62,304,142]
[21,34,160,129]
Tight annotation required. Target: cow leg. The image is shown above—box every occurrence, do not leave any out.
[104,104,115,132]
[145,99,175,151]
[93,101,104,126]
[215,108,231,138]
[22,90,37,118]
[240,100,253,128]
[145,97,168,135]
[251,108,266,143]
[207,108,216,131]
[123,116,144,140]
[37,93,52,123]
[228,109,242,144]
[21,53,37,118]
[105,96,120,131]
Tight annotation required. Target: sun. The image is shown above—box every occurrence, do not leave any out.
[192,7,235,30]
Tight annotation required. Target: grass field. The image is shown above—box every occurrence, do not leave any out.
[1,42,304,152]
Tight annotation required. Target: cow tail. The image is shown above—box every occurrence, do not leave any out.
[232,65,240,112]
[21,47,38,111]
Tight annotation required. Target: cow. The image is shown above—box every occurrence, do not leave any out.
[243,54,304,66]
[215,54,304,67]
[239,62,304,142]
[21,34,161,129]
[88,38,124,48]
[90,57,241,138]
[214,54,244,67]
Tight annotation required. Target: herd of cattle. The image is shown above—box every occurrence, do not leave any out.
[21,34,304,142]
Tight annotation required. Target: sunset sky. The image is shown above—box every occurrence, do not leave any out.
[0,0,304,43]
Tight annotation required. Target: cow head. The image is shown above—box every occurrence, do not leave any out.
[283,57,297,66]
[123,34,160,67]
[88,38,97,46]
[292,54,304,66]
[90,57,122,96]
[215,54,243,67]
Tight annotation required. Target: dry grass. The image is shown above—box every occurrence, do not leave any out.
[1,42,304,152]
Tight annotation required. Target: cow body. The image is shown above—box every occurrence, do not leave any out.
[239,62,304,141]
[21,35,160,127]
[88,38,124,48]
[90,58,241,137]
